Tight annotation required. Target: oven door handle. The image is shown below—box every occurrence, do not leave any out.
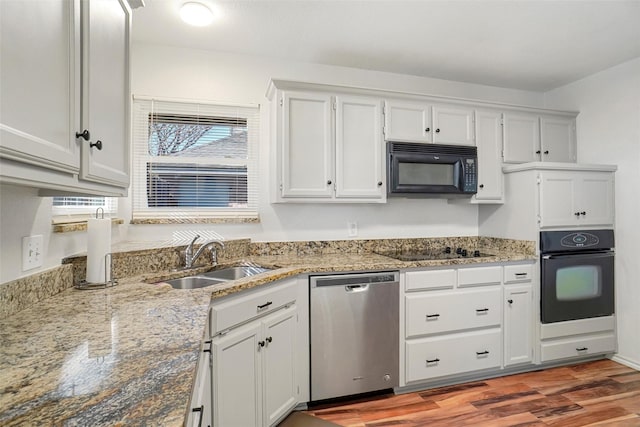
[542,251,614,260]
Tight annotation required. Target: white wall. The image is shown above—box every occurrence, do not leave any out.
[0,44,545,284]
[124,43,545,244]
[544,57,640,367]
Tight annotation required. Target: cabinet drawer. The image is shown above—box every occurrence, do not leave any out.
[457,266,502,287]
[406,329,501,382]
[540,333,616,362]
[504,264,533,284]
[210,280,297,335]
[405,288,501,338]
[405,269,456,291]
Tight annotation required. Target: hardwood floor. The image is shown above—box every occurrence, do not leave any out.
[302,360,640,427]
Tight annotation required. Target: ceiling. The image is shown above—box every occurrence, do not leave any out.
[131,0,640,92]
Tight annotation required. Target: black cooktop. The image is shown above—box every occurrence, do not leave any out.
[379,247,493,261]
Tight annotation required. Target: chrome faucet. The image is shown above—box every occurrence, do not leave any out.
[184,235,225,268]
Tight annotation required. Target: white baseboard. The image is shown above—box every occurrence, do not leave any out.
[611,354,640,371]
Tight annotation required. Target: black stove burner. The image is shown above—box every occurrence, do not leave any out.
[380,246,491,262]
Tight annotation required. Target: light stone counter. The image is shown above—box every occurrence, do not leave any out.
[0,246,536,426]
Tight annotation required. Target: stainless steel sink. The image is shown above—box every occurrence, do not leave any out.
[164,276,227,290]
[162,265,271,289]
[201,265,271,281]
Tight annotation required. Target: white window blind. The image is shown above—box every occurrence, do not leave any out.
[52,197,117,219]
[132,97,260,220]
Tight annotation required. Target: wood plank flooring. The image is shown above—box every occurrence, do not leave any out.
[301,360,640,427]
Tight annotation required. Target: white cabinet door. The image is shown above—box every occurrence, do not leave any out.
[539,171,578,227]
[504,285,533,366]
[576,172,615,226]
[539,170,615,228]
[384,100,431,143]
[0,0,79,174]
[474,110,504,201]
[80,0,130,188]
[540,116,576,163]
[187,340,212,427]
[432,105,475,146]
[335,95,384,199]
[262,306,297,427]
[281,91,334,198]
[213,323,262,427]
[503,113,539,163]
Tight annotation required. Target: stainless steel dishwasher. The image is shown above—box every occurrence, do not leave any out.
[310,271,400,401]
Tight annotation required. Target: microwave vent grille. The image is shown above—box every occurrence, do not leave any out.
[388,142,477,156]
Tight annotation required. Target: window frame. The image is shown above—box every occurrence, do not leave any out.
[131,96,260,221]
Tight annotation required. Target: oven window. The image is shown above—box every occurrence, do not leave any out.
[398,163,454,185]
[556,265,601,301]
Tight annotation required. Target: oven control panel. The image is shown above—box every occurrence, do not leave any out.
[540,229,615,253]
[560,232,599,248]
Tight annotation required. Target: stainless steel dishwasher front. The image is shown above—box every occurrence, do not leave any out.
[310,271,400,401]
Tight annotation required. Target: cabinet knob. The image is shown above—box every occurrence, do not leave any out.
[90,140,103,150]
[544,150,549,155]
[425,127,430,132]
[377,181,383,186]
[435,128,440,133]
[327,180,332,185]
[574,212,581,217]
[580,211,586,216]
[535,150,541,154]
[258,340,265,348]
[507,299,513,304]
[265,336,273,343]
[479,184,484,189]
[75,129,90,141]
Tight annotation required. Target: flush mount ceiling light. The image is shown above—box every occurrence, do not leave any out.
[180,2,215,27]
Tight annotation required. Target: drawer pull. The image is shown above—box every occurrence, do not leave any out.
[425,314,440,319]
[515,273,528,277]
[476,350,490,356]
[257,301,273,310]
[576,347,588,352]
[476,308,489,313]
[192,405,204,427]
[426,358,440,364]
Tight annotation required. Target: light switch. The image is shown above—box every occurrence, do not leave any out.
[22,235,43,271]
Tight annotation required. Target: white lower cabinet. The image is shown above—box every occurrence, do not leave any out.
[504,285,533,366]
[406,329,502,382]
[210,279,300,427]
[187,324,213,427]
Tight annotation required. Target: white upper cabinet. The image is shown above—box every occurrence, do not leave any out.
[273,87,385,203]
[280,91,334,199]
[0,0,131,196]
[539,170,615,228]
[473,110,504,202]
[432,105,475,146]
[0,0,80,174]
[383,100,431,143]
[335,95,384,199]
[503,112,576,163]
[384,100,474,146]
[540,116,576,163]
[80,0,130,188]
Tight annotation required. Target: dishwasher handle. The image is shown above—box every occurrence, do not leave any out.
[345,284,369,293]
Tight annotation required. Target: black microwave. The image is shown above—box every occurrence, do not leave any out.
[387,142,478,197]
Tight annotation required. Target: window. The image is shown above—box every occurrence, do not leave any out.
[52,196,117,219]
[132,97,259,221]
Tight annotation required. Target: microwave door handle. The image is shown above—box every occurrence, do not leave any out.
[542,251,614,260]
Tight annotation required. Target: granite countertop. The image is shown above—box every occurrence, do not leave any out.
[0,250,536,426]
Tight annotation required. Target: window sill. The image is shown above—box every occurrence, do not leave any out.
[52,218,125,233]
[130,217,260,225]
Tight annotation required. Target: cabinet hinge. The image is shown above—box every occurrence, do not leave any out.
[279,183,283,191]
[280,97,283,107]
[333,102,337,110]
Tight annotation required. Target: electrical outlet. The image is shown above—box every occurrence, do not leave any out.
[22,235,43,271]
[347,222,358,237]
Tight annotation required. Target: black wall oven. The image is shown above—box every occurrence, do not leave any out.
[540,229,615,324]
